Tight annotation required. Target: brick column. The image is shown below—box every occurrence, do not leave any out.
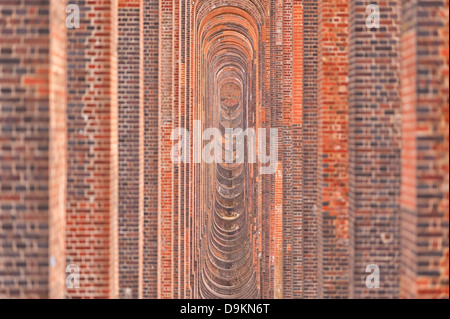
[66,0,119,299]
[0,0,67,299]
[261,1,273,299]
[179,0,191,299]
[118,0,144,299]
[269,0,284,299]
[172,0,180,299]
[348,0,402,298]
[302,0,319,299]
[158,0,174,299]
[400,0,449,299]
[292,0,304,299]
[317,0,349,299]
[282,0,294,299]
[273,163,284,298]
[143,0,159,299]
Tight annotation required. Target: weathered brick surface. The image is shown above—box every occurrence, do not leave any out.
[269,0,285,299]
[158,0,174,299]
[0,0,448,300]
[317,0,349,299]
[0,0,67,299]
[142,0,159,299]
[66,0,119,299]
[262,0,274,299]
[302,0,319,299]
[48,0,69,300]
[400,0,449,299]
[292,0,304,299]
[282,0,294,299]
[118,0,144,299]
[348,0,402,298]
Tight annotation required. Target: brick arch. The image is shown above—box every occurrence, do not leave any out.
[0,0,447,301]
[216,69,245,89]
[193,2,264,298]
[204,33,256,62]
[195,0,266,29]
[199,9,260,42]
[198,9,260,58]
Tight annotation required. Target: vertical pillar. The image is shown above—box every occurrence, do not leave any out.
[261,2,273,299]
[317,0,349,299]
[172,0,180,299]
[273,163,284,298]
[282,0,294,299]
[143,0,159,299]
[0,0,67,299]
[118,0,144,299]
[48,0,68,300]
[302,0,319,299]
[158,0,174,299]
[348,0,402,298]
[268,0,285,299]
[186,0,193,299]
[401,0,449,299]
[66,0,119,299]
[292,0,304,299]
[179,0,190,299]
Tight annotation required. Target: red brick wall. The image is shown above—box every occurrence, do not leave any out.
[66,0,119,299]
[158,0,174,299]
[142,0,159,299]
[178,0,191,299]
[400,0,449,299]
[273,163,284,298]
[302,0,319,299]
[0,0,449,300]
[348,0,402,298]
[118,0,144,299]
[269,0,285,299]
[282,0,294,299]
[317,0,349,299]
[292,0,304,299]
[172,0,180,299]
[262,0,273,299]
[48,0,68,300]
[0,0,67,299]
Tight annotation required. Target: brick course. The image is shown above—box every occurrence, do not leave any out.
[317,0,349,299]
[302,0,319,299]
[66,0,119,299]
[0,0,67,299]
[118,0,144,299]
[0,0,448,300]
[348,0,402,298]
[400,0,449,299]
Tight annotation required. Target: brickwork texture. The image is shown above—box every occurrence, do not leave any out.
[0,0,448,299]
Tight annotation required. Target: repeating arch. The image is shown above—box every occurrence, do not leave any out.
[194,1,264,299]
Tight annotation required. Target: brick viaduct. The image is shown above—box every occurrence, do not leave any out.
[0,0,448,299]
